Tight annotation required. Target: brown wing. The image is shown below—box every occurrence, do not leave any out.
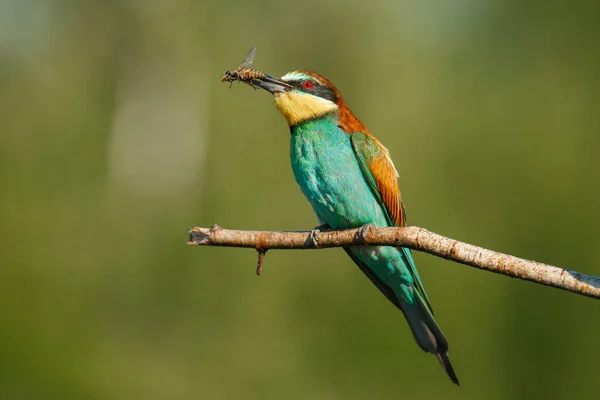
[369,153,406,227]
[351,132,406,227]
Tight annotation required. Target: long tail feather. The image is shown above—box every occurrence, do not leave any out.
[343,248,459,385]
[402,287,460,385]
[437,352,460,385]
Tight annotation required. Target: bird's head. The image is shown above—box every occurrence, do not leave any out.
[254,70,366,132]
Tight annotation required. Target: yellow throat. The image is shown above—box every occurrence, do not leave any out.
[274,91,338,126]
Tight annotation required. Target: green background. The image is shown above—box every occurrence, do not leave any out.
[1,1,599,399]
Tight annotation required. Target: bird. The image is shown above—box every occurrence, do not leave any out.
[251,69,459,385]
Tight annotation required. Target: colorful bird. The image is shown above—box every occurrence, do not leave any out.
[251,69,459,385]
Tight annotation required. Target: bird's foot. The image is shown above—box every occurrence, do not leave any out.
[356,223,373,244]
[307,224,330,248]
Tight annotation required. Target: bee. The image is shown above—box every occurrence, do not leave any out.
[221,46,266,88]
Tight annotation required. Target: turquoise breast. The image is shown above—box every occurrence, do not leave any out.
[289,118,388,229]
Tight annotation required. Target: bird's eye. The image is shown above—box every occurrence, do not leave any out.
[302,81,314,89]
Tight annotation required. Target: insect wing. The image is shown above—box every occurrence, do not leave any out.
[239,46,256,69]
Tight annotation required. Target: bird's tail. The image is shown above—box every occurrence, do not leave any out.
[401,287,460,385]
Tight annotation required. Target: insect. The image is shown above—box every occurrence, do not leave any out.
[221,46,266,88]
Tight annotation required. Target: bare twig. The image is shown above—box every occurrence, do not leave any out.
[256,250,266,276]
[188,225,600,300]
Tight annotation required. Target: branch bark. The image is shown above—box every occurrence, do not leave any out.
[188,225,600,300]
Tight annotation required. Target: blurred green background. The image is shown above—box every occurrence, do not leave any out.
[1,0,599,399]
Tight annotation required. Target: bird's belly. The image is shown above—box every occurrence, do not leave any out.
[290,125,413,286]
[290,131,388,229]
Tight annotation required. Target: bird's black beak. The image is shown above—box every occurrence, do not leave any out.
[252,74,293,94]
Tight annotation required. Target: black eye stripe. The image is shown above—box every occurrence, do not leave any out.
[313,86,338,103]
[290,80,338,103]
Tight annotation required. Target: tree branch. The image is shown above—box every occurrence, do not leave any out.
[188,225,600,300]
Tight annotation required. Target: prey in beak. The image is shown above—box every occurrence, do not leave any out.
[221,46,292,94]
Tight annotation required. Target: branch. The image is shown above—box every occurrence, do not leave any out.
[188,225,600,300]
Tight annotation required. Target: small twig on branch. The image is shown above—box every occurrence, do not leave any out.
[256,250,266,276]
[188,225,600,300]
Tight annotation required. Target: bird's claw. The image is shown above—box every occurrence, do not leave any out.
[357,223,373,243]
[307,224,329,248]
[308,228,321,248]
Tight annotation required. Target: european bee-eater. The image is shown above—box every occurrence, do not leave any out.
[251,70,459,385]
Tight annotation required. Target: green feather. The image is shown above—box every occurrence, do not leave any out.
[350,132,433,314]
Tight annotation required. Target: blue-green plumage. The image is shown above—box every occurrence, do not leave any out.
[291,116,419,301]
[290,114,458,385]
[250,68,458,384]
[291,116,389,229]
